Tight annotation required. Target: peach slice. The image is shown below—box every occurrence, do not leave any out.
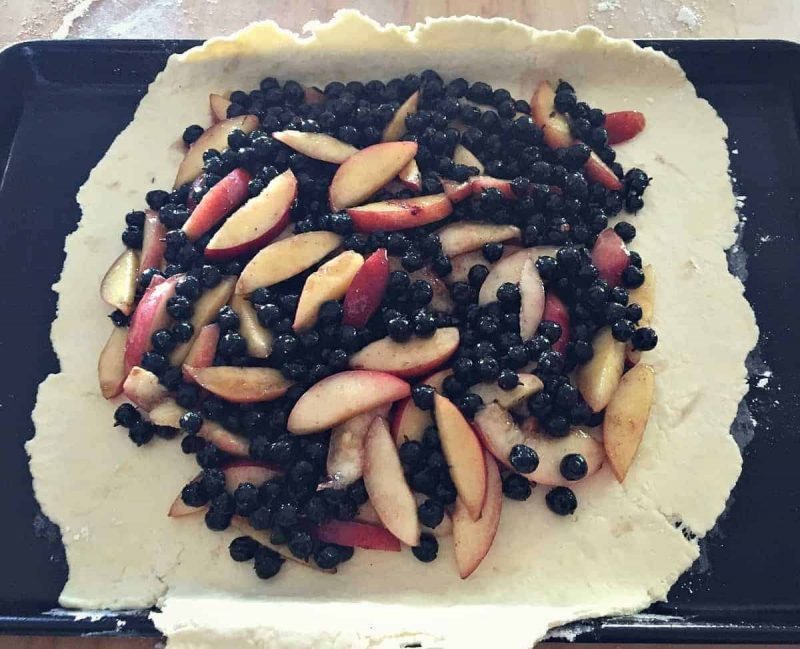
[519,417,606,486]
[342,248,389,328]
[324,406,390,488]
[303,86,325,105]
[470,175,515,200]
[355,500,382,526]
[148,398,186,427]
[363,416,421,547]
[452,144,484,174]
[542,292,571,355]
[397,159,421,192]
[222,460,282,491]
[182,168,252,241]
[592,229,630,287]
[151,398,250,457]
[605,110,646,145]
[100,249,139,315]
[390,368,452,446]
[122,366,169,411]
[575,327,625,412]
[287,370,411,435]
[329,141,418,211]
[98,327,128,399]
[625,264,655,365]
[169,277,236,366]
[478,246,557,306]
[124,274,180,374]
[314,520,401,552]
[348,327,459,378]
[519,258,546,340]
[474,403,529,473]
[229,294,272,359]
[441,178,473,204]
[470,373,543,410]
[183,366,292,404]
[273,131,357,164]
[236,231,342,295]
[530,81,622,191]
[433,394,486,521]
[174,114,259,188]
[205,169,296,260]
[139,210,167,276]
[447,245,521,285]
[233,518,336,573]
[347,193,453,233]
[209,93,231,122]
[604,363,655,481]
[382,90,419,142]
[437,222,520,258]
[293,251,364,331]
[182,323,219,380]
[452,449,502,579]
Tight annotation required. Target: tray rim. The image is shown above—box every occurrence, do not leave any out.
[2,34,798,643]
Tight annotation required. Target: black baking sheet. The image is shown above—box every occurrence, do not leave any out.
[0,37,798,643]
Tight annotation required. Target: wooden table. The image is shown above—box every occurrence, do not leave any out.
[3,0,797,646]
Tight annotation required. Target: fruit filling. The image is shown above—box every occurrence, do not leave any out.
[100,70,655,580]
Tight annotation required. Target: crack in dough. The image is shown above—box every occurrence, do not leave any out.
[27,10,757,648]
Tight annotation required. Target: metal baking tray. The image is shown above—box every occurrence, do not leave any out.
[0,37,797,642]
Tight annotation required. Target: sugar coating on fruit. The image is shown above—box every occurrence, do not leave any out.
[29,10,757,649]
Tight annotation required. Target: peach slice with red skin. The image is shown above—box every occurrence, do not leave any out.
[314,520,401,552]
[470,175,515,200]
[592,228,630,287]
[397,159,421,192]
[209,93,231,122]
[519,258,546,340]
[139,210,167,276]
[124,274,180,374]
[287,370,411,435]
[182,168,252,241]
[604,363,655,481]
[98,327,128,399]
[605,110,646,145]
[382,90,419,142]
[182,323,219,380]
[530,81,622,191]
[183,366,292,404]
[122,366,169,411]
[452,449,502,579]
[433,393,487,521]
[174,114,259,188]
[342,248,389,328]
[349,327,459,378]
[236,231,342,295]
[205,169,296,260]
[229,294,272,359]
[293,251,364,331]
[329,141,418,211]
[441,178,473,204]
[272,131,357,164]
[437,222,520,258]
[391,368,452,446]
[169,277,236,366]
[100,249,139,315]
[323,405,389,488]
[542,292,571,355]
[347,193,453,233]
[362,416,421,547]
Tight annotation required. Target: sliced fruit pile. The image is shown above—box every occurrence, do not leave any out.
[100,71,655,580]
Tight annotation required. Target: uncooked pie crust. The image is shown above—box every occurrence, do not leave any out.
[28,10,758,648]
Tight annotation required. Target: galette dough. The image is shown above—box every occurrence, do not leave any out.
[28,10,758,649]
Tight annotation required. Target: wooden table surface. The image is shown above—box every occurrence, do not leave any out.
[4,0,798,646]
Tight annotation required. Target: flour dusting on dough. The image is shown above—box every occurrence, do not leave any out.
[28,10,757,649]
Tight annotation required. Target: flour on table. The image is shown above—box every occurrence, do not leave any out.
[28,11,758,649]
